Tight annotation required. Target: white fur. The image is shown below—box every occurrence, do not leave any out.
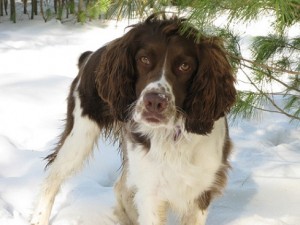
[126,117,226,225]
[127,72,227,224]
[31,88,100,225]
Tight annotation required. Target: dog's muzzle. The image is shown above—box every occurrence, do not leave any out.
[141,92,171,123]
[134,87,176,126]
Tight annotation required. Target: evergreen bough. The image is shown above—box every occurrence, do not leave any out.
[3,0,299,123]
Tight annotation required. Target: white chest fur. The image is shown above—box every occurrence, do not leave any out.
[126,118,226,213]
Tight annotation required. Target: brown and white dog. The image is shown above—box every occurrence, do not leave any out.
[31,14,236,225]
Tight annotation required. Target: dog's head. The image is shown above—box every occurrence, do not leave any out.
[96,14,236,135]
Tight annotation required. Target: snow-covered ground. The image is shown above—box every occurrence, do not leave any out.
[0,17,299,225]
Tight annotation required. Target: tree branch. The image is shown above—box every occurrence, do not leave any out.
[250,104,286,115]
[289,2,300,10]
[230,54,300,75]
[239,61,300,93]
[241,68,300,120]
[241,90,299,97]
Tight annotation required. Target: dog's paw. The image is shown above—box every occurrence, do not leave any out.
[30,211,48,225]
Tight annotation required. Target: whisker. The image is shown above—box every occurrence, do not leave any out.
[176,106,187,118]
[125,100,138,121]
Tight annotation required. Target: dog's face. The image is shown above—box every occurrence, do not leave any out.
[133,35,198,128]
[96,16,236,134]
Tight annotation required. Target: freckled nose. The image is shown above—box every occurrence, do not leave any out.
[143,92,168,113]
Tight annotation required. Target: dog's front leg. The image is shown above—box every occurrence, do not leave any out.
[180,204,208,225]
[31,90,101,225]
[134,192,168,225]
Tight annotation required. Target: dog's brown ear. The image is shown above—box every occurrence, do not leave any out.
[78,51,93,69]
[95,34,138,122]
[184,37,236,135]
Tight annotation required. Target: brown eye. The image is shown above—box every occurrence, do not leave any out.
[140,56,150,65]
[179,63,191,72]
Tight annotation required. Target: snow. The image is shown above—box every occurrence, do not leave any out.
[0,17,300,225]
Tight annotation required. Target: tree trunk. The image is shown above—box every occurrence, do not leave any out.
[23,0,27,14]
[10,0,16,23]
[31,0,37,19]
[69,0,74,14]
[40,0,46,21]
[4,0,8,15]
[56,0,62,20]
[34,0,37,15]
[78,0,84,13]
[54,0,57,13]
[0,0,3,16]
[78,0,84,22]
[65,0,69,18]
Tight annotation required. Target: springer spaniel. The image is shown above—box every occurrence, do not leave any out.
[31,14,236,225]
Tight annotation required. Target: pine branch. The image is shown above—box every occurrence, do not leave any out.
[241,68,300,120]
[230,54,300,76]
[289,2,300,10]
[239,60,300,93]
[249,104,287,114]
[287,42,300,51]
[241,90,300,97]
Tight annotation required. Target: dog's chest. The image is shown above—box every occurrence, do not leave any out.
[125,129,224,212]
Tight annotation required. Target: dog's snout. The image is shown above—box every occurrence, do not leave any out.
[143,92,168,113]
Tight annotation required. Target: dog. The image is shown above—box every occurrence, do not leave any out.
[31,14,236,225]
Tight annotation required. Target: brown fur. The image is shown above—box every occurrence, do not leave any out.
[45,75,78,167]
[94,14,235,135]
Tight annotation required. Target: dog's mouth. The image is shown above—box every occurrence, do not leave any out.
[142,111,167,124]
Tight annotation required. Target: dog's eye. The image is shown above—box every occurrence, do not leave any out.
[140,56,151,65]
[179,63,191,72]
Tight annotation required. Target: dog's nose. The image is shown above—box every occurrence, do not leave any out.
[143,92,168,113]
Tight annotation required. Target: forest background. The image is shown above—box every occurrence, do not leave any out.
[2,0,299,125]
